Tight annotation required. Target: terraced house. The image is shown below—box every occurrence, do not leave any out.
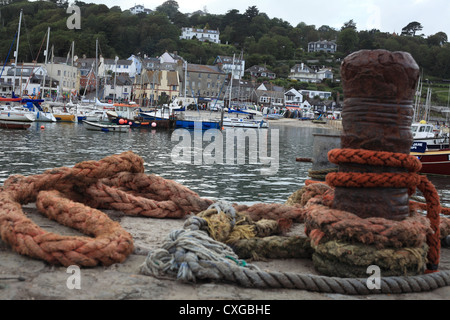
[184,63,227,106]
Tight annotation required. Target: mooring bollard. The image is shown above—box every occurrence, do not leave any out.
[309,133,341,181]
[333,49,420,220]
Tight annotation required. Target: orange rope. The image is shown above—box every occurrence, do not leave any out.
[326,148,441,273]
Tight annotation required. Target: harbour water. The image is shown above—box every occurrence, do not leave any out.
[0,121,449,208]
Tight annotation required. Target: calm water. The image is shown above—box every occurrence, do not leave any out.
[1,121,449,207]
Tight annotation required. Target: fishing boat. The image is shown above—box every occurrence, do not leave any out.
[175,115,222,130]
[411,147,450,176]
[82,120,130,133]
[411,121,449,150]
[107,103,176,129]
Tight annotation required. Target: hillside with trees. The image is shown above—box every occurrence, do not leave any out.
[1,0,450,103]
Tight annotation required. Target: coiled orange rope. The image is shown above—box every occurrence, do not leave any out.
[325,148,441,273]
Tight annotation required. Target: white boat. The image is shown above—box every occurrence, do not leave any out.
[84,109,107,122]
[222,109,268,128]
[75,104,107,122]
[95,98,114,109]
[23,101,56,122]
[0,105,36,122]
[222,117,269,128]
[82,120,130,132]
[412,121,449,150]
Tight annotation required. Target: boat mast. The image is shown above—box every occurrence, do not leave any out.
[184,60,187,98]
[12,9,22,96]
[95,38,99,102]
[42,27,50,98]
[228,54,235,108]
[413,76,422,122]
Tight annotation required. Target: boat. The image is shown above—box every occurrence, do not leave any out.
[0,105,36,122]
[52,108,77,122]
[82,120,130,133]
[411,147,450,176]
[0,96,21,102]
[74,104,107,122]
[411,121,449,150]
[175,115,222,130]
[140,104,184,121]
[23,100,56,122]
[222,109,268,128]
[84,109,107,122]
[0,120,31,130]
[107,103,176,129]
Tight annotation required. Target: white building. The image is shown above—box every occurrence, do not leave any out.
[98,56,138,78]
[308,40,337,53]
[288,63,333,83]
[130,4,151,15]
[44,59,79,97]
[103,75,133,101]
[0,64,46,97]
[300,89,332,100]
[180,27,220,44]
[213,55,245,79]
[284,88,304,106]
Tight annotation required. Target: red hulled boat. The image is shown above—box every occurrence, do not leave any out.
[411,148,450,176]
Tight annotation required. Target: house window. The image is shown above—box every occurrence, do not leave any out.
[260,96,270,103]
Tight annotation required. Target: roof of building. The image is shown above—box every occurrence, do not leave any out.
[187,64,224,74]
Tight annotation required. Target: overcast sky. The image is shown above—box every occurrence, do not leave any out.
[88,0,450,37]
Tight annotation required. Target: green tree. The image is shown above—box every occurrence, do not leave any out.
[243,5,259,21]
[401,21,423,37]
[427,32,448,47]
[155,0,179,21]
[341,19,357,31]
[337,28,359,55]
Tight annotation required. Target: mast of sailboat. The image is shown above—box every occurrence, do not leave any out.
[95,38,99,102]
[113,55,118,104]
[71,41,74,103]
[42,27,50,98]
[49,45,54,99]
[228,53,235,108]
[12,9,23,96]
[413,76,422,122]
[184,60,187,98]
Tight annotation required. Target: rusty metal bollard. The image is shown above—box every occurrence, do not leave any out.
[333,50,420,220]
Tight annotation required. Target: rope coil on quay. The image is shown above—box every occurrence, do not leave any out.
[2,151,450,295]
